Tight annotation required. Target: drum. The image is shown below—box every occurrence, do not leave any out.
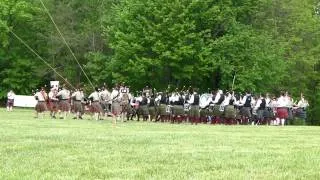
[184,103,190,112]
[199,93,213,109]
[166,105,172,114]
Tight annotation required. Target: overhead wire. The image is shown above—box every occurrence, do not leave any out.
[0,21,76,90]
[39,0,95,90]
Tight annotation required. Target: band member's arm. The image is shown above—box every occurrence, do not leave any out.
[187,95,194,104]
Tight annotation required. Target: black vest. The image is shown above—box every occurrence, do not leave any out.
[140,97,148,106]
[177,96,184,105]
[258,99,266,110]
[217,94,225,105]
[149,98,155,107]
[211,95,216,102]
[244,95,252,107]
[160,95,167,104]
[192,94,199,105]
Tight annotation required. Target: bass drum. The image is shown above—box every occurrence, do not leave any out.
[184,103,190,112]
[199,93,213,109]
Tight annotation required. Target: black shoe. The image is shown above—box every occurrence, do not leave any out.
[52,116,56,119]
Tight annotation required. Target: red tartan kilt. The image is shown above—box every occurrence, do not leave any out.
[73,101,83,113]
[35,102,47,112]
[49,101,59,112]
[277,108,288,119]
[112,102,121,115]
[91,102,103,113]
[7,99,14,107]
[59,100,70,112]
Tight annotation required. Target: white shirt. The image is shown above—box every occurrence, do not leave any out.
[99,90,111,102]
[7,91,15,100]
[265,97,271,107]
[35,91,46,101]
[277,96,288,107]
[188,93,198,104]
[222,94,232,106]
[155,95,161,102]
[234,96,242,106]
[254,98,263,110]
[297,98,309,108]
[72,91,83,101]
[212,91,221,104]
[251,98,256,108]
[57,89,70,99]
[285,96,294,108]
[88,91,100,101]
[111,89,120,102]
[135,96,142,102]
[169,93,179,103]
[49,91,58,101]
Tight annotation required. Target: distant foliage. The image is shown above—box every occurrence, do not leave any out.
[0,0,320,124]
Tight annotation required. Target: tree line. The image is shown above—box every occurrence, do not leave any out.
[1,0,320,124]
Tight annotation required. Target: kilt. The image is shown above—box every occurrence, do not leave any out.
[73,101,83,113]
[207,106,214,116]
[112,102,121,115]
[127,105,135,115]
[240,107,252,118]
[277,107,288,119]
[148,106,156,116]
[49,100,59,112]
[224,105,236,119]
[100,101,109,111]
[296,108,307,119]
[287,108,293,120]
[235,108,241,119]
[189,105,200,118]
[158,104,168,116]
[172,105,184,116]
[91,102,103,113]
[263,108,274,118]
[121,103,130,113]
[139,105,149,116]
[257,109,265,119]
[200,108,209,117]
[35,101,47,112]
[212,105,223,117]
[59,100,70,112]
[7,99,14,107]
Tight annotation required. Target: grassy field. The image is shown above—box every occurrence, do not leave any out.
[0,108,320,179]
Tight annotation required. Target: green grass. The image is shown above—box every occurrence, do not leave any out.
[1,108,320,179]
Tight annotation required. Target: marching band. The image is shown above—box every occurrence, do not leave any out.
[30,83,309,126]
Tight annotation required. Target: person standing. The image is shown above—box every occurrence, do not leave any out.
[34,87,48,118]
[48,88,59,119]
[137,93,149,121]
[254,94,266,125]
[56,85,71,119]
[276,92,289,126]
[99,86,111,116]
[7,90,16,112]
[119,89,130,122]
[88,87,104,121]
[296,93,309,122]
[188,89,200,125]
[72,88,84,120]
[111,85,121,124]
[155,92,169,122]
[211,90,224,124]
[240,91,253,124]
